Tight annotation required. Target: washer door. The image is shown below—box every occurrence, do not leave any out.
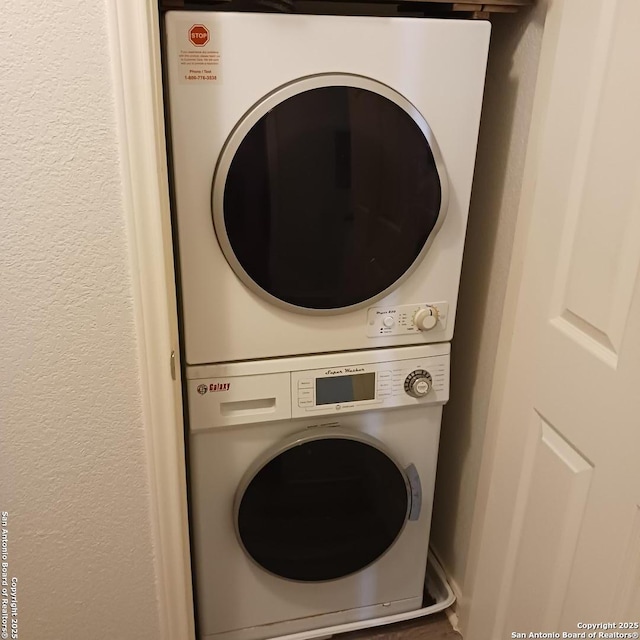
[234,428,422,582]
[213,74,448,314]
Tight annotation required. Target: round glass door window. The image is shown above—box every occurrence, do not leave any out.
[234,432,413,582]
[212,74,448,313]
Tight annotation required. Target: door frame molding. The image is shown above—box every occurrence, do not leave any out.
[107,2,195,639]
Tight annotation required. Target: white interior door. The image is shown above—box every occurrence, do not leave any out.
[465,0,640,636]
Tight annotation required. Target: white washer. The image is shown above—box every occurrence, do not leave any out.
[187,344,450,640]
[164,13,490,365]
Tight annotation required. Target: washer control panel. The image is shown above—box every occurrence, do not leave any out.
[291,354,448,418]
[186,345,450,429]
[366,302,449,337]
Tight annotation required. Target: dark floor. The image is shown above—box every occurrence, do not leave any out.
[336,612,461,639]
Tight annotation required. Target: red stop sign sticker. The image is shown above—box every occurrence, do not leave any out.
[189,24,209,47]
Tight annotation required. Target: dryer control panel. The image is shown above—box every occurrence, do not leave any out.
[367,302,449,337]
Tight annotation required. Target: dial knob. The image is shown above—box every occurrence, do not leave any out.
[414,306,439,331]
[404,369,433,398]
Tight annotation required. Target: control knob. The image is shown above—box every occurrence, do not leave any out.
[404,369,433,398]
[414,306,439,331]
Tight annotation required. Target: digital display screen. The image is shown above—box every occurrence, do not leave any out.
[316,373,376,405]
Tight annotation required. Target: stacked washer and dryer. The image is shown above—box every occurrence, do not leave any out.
[164,11,490,640]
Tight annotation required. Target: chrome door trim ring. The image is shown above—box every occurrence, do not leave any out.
[233,425,418,583]
[212,73,450,315]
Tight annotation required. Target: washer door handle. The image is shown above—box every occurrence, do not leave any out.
[405,463,422,521]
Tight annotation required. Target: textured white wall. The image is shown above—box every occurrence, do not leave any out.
[0,2,161,639]
[430,5,546,595]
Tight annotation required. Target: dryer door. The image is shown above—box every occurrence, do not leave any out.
[213,74,448,314]
[234,428,421,582]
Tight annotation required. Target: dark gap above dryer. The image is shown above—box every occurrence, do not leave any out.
[160,0,533,21]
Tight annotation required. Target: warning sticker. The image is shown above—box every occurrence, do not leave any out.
[178,22,222,85]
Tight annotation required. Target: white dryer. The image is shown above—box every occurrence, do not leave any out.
[186,344,450,640]
[164,13,490,365]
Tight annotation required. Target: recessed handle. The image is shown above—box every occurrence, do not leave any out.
[406,463,422,521]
